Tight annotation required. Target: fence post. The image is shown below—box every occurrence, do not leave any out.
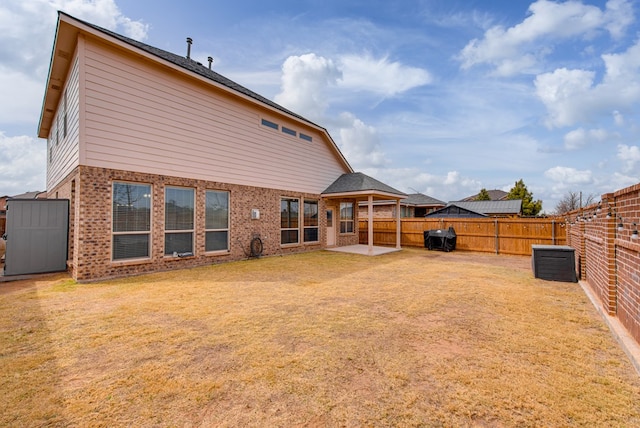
[552,219,555,245]
[494,218,499,254]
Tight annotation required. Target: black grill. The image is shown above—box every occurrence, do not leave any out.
[424,227,456,252]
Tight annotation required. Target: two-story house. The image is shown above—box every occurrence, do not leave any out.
[37,12,404,281]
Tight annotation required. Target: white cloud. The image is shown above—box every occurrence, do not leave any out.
[336,112,388,169]
[361,167,481,202]
[0,0,147,195]
[544,166,593,184]
[338,53,432,96]
[617,144,640,173]
[613,110,624,126]
[534,67,597,128]
[0,66,45,125]
[274,52,432,121]
[535,38,640,128]
[563,127,610,150]
[274,53,341,122]
[604,0,635,38]
[459,0,634,76]
[0,133,46,195]
[54,0,149,40]
[0,1,149,127]
[609,171,640,189]
[274,53,431,170]
[0,0,148,74]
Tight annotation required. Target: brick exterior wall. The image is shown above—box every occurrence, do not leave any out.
[49,165,359,281]
[566,183,640,344]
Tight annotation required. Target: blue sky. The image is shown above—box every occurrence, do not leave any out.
[1,0,639,212]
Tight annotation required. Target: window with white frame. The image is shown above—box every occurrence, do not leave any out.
[281,197,299,245]
[112,182,151,260]
[304,200,319,242]
[205,190,229,252]
[340,202,354,234]
[165,187,195,255]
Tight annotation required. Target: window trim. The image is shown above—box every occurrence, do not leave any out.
[339,201,355,235]
[111,181,152,262]
[205,189,230,253]
[280,197,300,246]
[282,126,297,137]
[303,199,319,243]
[261,118,279,130]
[164,186,195,257]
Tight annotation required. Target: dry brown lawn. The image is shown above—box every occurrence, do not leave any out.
[1,248,639,427]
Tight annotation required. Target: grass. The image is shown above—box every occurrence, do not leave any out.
[1,248,639,427]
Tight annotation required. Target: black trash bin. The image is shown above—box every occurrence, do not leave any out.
[424,227,456,252]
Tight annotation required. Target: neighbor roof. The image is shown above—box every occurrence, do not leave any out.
[357,192,445,207]
[462,189,508,201]
[449,200,522,215]
[323,173,406,199]
[425,204,487,218]
[402,193,446,206]
[9,191,47,199]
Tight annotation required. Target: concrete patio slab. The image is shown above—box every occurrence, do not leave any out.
[326,245,401,256]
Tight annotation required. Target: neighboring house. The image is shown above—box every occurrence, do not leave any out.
[426,200,523,218]
[37,12,404,281]
[0,196,7,235]
[9,191,48,199]
[462,189,508,201]
[358,192,445,218]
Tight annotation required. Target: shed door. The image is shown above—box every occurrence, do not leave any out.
[4,199,69,276]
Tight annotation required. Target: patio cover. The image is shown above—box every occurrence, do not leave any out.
[322,172,406,255]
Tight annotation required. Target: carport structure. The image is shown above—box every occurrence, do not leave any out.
[322,172,406,255]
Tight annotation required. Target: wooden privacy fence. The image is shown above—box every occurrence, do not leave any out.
[359,218,567,256]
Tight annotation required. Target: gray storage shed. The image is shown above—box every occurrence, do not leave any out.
[4,199,69,276]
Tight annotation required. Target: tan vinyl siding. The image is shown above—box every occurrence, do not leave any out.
[82,39,347,194]
[47,55,80,190]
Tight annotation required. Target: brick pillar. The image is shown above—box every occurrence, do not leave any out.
[578,220,586,281]
[603,193,617,315]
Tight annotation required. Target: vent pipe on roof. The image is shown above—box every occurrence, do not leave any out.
[208,56,213,69]
[186,37,193,59]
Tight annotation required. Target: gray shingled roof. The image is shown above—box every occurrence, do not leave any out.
[402,193,445,206]
[322,173,406,197]
[425,205,487,218]
[462,189,508,201]
[448,200,522,214]
[65,12,319,129]
[9,191,46,199]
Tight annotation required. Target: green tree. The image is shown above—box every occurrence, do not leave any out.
[507,179,543,216]
[475,188,491,201]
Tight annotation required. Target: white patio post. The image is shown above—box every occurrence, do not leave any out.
[396,198,401,249]
[368,195,374,255]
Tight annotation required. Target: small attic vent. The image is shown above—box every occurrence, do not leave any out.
[50,84,61,91]
[57,49,70,59]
